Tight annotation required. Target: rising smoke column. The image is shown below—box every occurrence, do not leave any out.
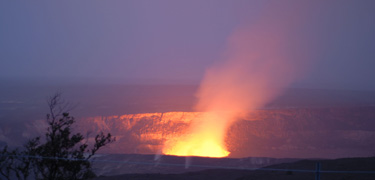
[163,1,315,157]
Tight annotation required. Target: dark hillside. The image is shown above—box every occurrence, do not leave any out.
[93,157,375,180]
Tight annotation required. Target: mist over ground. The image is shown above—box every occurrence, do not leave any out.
[1,80,374,121]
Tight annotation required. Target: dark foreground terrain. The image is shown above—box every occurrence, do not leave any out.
[91,154,298,176]
[94,157,375,180]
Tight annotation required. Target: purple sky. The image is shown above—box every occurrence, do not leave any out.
[0,0,374,90]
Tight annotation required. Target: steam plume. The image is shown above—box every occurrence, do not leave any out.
[163,1,314,157]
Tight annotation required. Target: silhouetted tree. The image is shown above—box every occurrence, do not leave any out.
[1,133,38,180]
[0,146,14,180]
[0,93,115,180]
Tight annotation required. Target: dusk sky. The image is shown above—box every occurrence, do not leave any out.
[1,0,374,90]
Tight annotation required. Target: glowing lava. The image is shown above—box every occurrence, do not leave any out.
[162,112,231,158]
[163,138,230,158]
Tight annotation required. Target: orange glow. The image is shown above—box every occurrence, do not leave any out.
[163,137,230,157]
[162,112,231,157]
[161,26,292,157]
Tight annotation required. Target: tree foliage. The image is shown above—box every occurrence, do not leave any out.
[0,93,115,180]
